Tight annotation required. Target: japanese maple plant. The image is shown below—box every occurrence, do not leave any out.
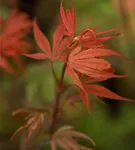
[0,0,133,149]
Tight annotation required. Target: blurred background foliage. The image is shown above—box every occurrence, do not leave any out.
[0,0,135,149]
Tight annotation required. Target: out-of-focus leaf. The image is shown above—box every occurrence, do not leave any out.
[51,125,95,150]
[12,107,49,144]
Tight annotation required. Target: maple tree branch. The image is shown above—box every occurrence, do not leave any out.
[49,62,67,133]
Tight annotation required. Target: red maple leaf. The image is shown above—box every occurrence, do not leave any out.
[20,0,133,113]
[66,40,132,113]
[60,1,123,49]
[58,0,133,112]
[2,9,32,36]
[0,9,32,74]
[60,0,76,36]
[80,74,133,113]
[79,27,123,49]
[23,20,71,61]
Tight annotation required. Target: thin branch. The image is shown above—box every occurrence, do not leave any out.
[49,38,72,134]
[49,62,67,133]
[50,61,58,83]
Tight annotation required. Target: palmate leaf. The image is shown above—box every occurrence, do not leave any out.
[24,20,71,61]
[78,68,134,112]
[68,44,132,77]
[66,66,90,113]
[66,43,129,88]
[2,9,32,36]
[0,9,33,73]
[33,19,52,58]
[84,84,133,102]
[53,24,65,57]
[66,43,133,112]
[79,83,134,113]
[60,0,76,36]
[59,0,134,113]
[12,108,49,144]
[72,48,132,62]
[50,125,95,150]
[80,26,123,48]
[66,66,85,91]
[23,53,47,60]
[80,89,90,113]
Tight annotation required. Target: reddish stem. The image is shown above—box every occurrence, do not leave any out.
[50,61,58,83]
[49,62,67,133]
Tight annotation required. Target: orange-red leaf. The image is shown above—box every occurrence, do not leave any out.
[69,61,127,79]
[83,76,112,83]
[70,58,111,71]
[57,37,71,58]
[3,9,32,36]
[73,49,132,62]
[66,66,85,91]
[96,27,123,36]
[72,0,76,34]
[60,2,70,33]
[52,24,65,57]
[23,53,47,59]
[33,21,70,61]
[33,20,51,57]
[80,90,90,113]
[97,33,122,41]
[0,9,32,73]
[85,84,133,101]
[69,44,82,58]
[60,0,76,36]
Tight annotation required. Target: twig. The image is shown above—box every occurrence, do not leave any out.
[49,62,67,133]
